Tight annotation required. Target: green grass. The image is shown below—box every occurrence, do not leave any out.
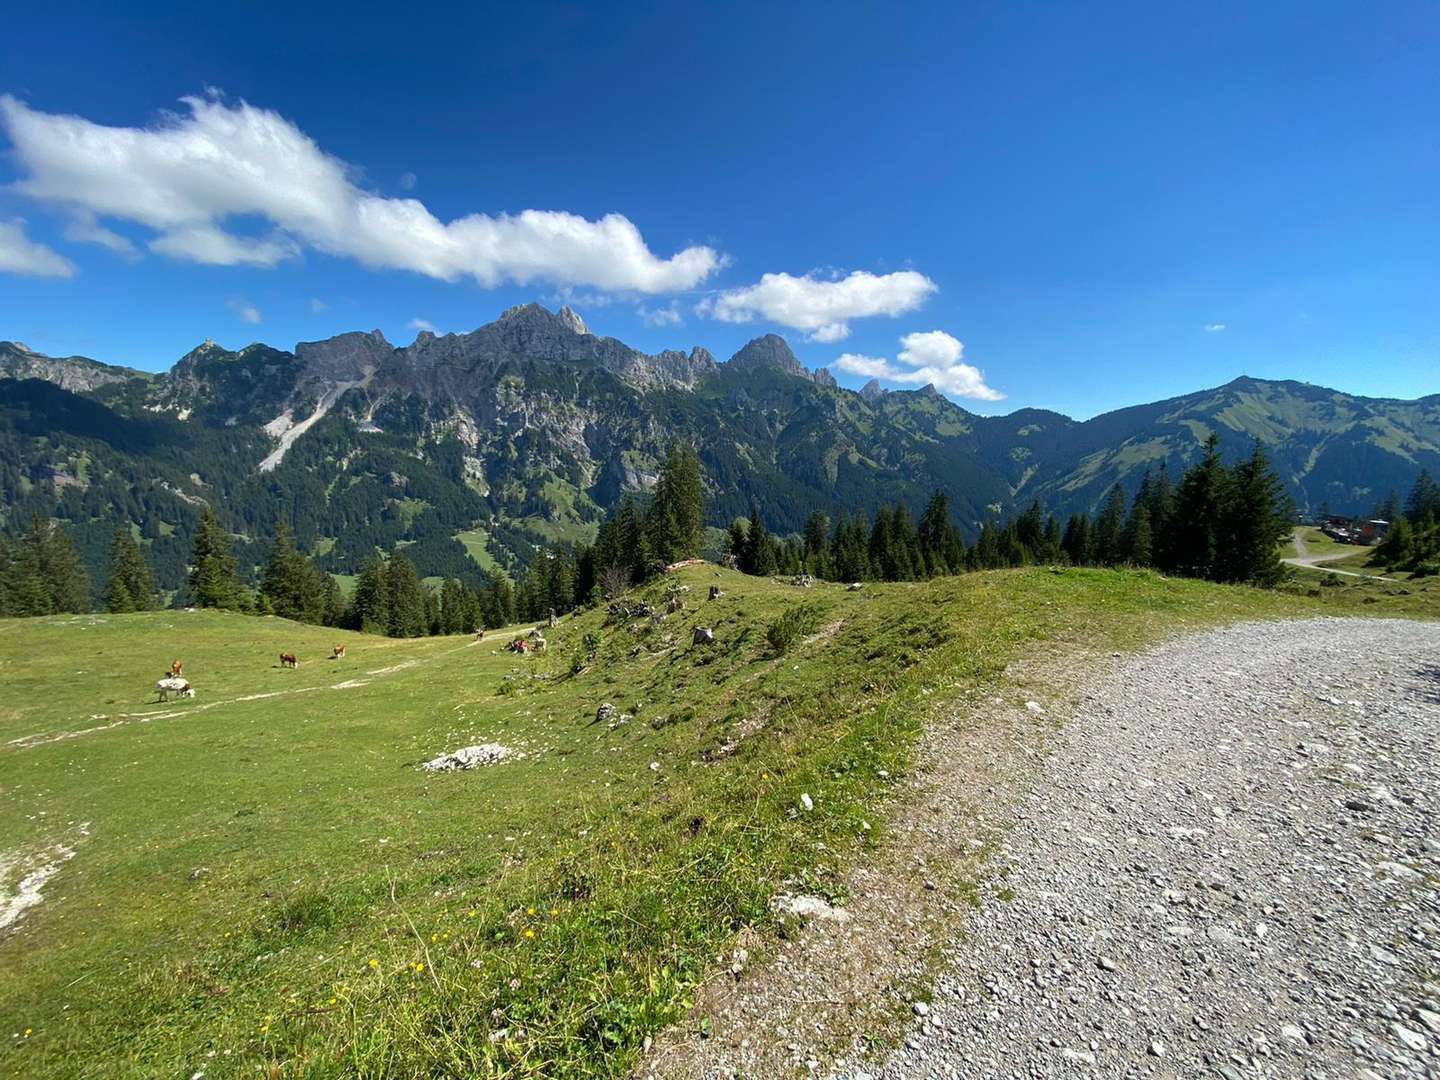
[455,527,503,576]
[0,566,1434,1078]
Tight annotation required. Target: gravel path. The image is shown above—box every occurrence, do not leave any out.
[860,618,1440,1080]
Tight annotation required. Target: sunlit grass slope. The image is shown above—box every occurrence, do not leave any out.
[0,565,1431,1078]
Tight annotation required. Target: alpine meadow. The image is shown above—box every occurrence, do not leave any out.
[3,5,1439,1079]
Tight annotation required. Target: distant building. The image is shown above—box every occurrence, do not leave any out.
[1320,517,1389,546]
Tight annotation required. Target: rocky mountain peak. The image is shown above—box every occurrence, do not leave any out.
[859,378,887,402]
[483,302,594,358]
[726,334,807,378]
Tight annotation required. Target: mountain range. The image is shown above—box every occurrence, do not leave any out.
[2,303,1436,598]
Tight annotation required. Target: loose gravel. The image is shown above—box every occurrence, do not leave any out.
[858,618,1440,1079]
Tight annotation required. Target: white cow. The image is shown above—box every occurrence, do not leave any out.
[156,676,195,702]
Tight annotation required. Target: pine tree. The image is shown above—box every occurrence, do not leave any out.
[188,507,247,611]
[1406,469,1440,525]
[1061,514,1091,566]
[260,519,326,623]
[742,502,777,576]
[615,497,652,581]
[7,513,92,615]
[1163,434,1228,579]
[1092,485,1127,566]
[1218,443,1291,585]
[351,556,391,634]
[1124,504,1154,566]
[1374,517,1414,567]
[5,520,51,616]
[803,510,832,574]
[104,527,158,612]
[647,445,704,563]
[386,554,428,638]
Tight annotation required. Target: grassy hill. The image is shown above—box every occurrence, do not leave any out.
[0,566,1433,1077]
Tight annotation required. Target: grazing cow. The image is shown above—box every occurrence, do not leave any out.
[474,628,486,642]
[170,659,184,678]
[156,676,194,702]
[532,634,548,653]
[280,652,299,669]
[331,644,346,660]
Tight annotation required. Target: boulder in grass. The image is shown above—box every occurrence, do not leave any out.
[421,744,513,772]
[693,627,715,646]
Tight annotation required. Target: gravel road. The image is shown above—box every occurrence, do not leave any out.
[861,618,1440,1080]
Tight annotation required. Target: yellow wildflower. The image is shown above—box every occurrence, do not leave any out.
[367,959,379,969]
[524,928,536,939]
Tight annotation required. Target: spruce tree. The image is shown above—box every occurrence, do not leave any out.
[105,527,158,612]
[260,519,325,623]
[1124,504,1154,566]
[1406,469,1440,525]
[1163,434,1228,579]
[647,445,704,562]
[742,503,777,576]
[1218,443,1290,585]
[188,507,247,611]
[1092,485,1127,566]
[386,554,428,637]
[803,510,832,573]
[1061,514,1091,566]
[351,556,391,634]
[5,520,51,616]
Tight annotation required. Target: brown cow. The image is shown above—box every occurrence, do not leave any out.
[170,659,184,678]
[280,652,299,669]
[331,644,346,660]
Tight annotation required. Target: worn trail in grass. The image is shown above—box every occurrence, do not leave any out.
[0,566,1433,1079]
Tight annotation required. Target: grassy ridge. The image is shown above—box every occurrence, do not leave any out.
[0,566,1432,1078]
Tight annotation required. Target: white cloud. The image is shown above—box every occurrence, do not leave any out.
[637,301,682,328]
[310,297,328,313]
[835,330,1004,401]
[698,269,937,342]
[0,218,75,278]
[150,224,298,267]
[399,172,417,191]
[228,298,262,324]
[0,94,722,294]
[1204,323,1226,332]
[62,210,140,261]
[408,317,437,333]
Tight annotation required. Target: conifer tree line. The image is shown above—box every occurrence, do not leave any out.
[0,436,1370,625]
[1373,468,1440,575]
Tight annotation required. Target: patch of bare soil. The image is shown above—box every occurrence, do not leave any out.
[638,644,1109,1079]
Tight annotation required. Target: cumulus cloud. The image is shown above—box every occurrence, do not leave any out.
[0,218,76,278]
[834,330,1004,401]
[0,94,722,293]
[407,317,438,333]
[1204,323,1226,332]
[228,298,262,324]
[698,269,937,342]
[62,210,140,261]
[637,301,682,328]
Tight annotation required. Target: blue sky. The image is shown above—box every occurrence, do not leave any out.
[1,1,1436,418]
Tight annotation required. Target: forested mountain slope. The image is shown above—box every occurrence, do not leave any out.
[2,303,1435,599]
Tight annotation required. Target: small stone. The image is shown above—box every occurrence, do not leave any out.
[912,1002,929,1017]
[1097,956,1116,972]
[1390,1022,1427,1052]
[1148,1040,1165,1057]
[799,793,814,812]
